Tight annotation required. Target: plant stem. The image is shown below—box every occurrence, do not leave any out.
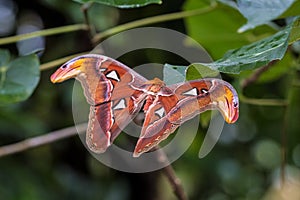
[0,24,89,45]
[0,122,187,200]
[0,123,87,158]
[92,2,217,43]
[241,61,277,89]
[40,4,217,71]
[162,164,187,200]
[240,95,288,106]
[0,66,8,89]
[81,2,95,38]
[280,105,288,187]
[154,147,187,200]
[40,52,88,71]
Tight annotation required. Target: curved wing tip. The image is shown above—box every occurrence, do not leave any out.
[90,148,107,154]
[133,152,141,158]
[87,143,108,154]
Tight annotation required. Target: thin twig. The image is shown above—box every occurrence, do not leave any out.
[40,52,88,71]
[0,24,88,45]
[279,76,297,187]
[240,95,288,106]
[162,165,187,200]
[241,60,278,89]
[0,123,87,157]
[81,2,92,29]
[154,147,187,200]
[0,3,216,46]
[92,2,217,43]
[280,105,289,187]
[0,122,187,200]
[81,2,95,38]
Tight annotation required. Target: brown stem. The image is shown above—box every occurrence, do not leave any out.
[40,52,88,71]
[80,1,100,51]
[280,105,288,187]
[241,60,277,89]
[0,123,186,200]
[154,147,187,200]
[162,165,187,200]
[81,2,95,38]
[0,123,87,157]
[81,3,92,27]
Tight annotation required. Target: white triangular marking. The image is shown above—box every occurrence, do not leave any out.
[106,71,120,81]
[183,88,198,96]
[155,107,165,118]
[114,99,126,110]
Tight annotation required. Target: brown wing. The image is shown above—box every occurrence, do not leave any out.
[51,54,148,153]
[133,78,239,157]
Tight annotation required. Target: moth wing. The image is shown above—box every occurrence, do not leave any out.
[133,81,211,157]
[83,56,148,153]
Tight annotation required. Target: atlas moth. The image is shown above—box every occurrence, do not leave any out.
[51,54,239,157]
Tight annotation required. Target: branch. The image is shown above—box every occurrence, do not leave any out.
[1,4,217,71]
[0,123,87,158]
[81,2,96,38]
[154,147,187,200]
[0,122,187,200]
[0,119,187,199]
[162,165,187,200]
[0,24,89,45]
[40,52,89,71]
[280,106,289,187]
[92,2,217,43]
[241,60,277,89]
[40,48,106,71]
[240,95,288,106]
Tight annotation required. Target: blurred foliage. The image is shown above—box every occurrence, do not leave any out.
[0,49,40,104]
[0,0,300,200]
[192,17,297,73]
[74,0,162,8]
[232,0,296,32]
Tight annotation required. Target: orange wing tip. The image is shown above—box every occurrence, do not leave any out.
[50,70,61,83]
[219,84,239,124]
[224,98,239,124]
[50,67,82,83]
[50,57,85,83]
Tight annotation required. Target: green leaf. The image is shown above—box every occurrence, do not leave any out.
[289,17,300,44]
[186,63,220,80]
[279,0,300,18]
[195,17,300,74]
[257,52,293,83]
[163,64,187,85]
[0,51,40,104]
[184,0,252,59]
[236,0,295,32]
[73,0,162,8]
[236,51,294,84]
[163,63,219,84]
